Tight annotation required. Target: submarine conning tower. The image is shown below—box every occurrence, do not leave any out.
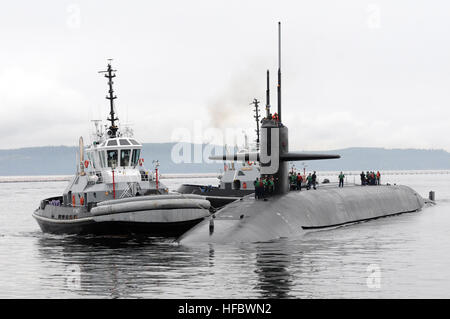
[259,22,290,194]
[259,118,289,194]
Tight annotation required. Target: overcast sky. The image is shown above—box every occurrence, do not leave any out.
[0,0,449,151]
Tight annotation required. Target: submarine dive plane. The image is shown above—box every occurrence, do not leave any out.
[33,61,210,235]
[178,23,427,244]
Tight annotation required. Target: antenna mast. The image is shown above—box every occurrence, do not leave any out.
[266,70,271,119]
[250,98,261,151]
[277,21,282,123]
[99,59,119,138]
[91,119,103,141]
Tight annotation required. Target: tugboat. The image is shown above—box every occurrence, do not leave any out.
[177,144,260,209]
[177,100,262,209]
[33,61,210,235]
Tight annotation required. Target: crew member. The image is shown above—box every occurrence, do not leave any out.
[272,112,279,121]
[306,173,312,190]
[338,172,345,188]
[263,177,269,198]
[254,178,260,199]
[297,173,303,191]
[312,171,317,190]
[269,177,275,194]
[289,173,296,190]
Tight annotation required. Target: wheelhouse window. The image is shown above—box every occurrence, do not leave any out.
[107,140,118,146]
[107,150,118,168]
[92,152,99,169]
[119,139,131,145]
[131,149,141,166]
[129,139,140,145]
[100,151,107,168]
[120,149,131,166]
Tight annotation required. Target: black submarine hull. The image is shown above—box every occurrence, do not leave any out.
[178,185,425,244]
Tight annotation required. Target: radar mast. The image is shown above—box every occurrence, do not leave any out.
[250,98,261,151]
[98,60,119,138]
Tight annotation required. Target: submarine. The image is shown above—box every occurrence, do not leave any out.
[178,22,428,244]
[33,61,210,235]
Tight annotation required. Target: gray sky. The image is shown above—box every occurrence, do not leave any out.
[0,0,449,151]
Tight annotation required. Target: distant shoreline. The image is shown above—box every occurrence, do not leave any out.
[3,145,450,176]
[0,173,219,183]
[1,170,449,183]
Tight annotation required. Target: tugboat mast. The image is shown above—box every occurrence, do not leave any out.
[250,98,261,151]
[99,60,119,138]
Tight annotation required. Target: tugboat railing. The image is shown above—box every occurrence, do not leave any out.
[119,182,139,199]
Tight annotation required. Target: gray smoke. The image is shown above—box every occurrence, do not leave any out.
[207,62,266,129]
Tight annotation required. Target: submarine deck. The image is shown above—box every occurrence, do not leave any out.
[178,184,425,244]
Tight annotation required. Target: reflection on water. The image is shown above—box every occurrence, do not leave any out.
[1,174,450,298]
[254,241,294,298]
[34,234,301,298]
[35,235,212,298]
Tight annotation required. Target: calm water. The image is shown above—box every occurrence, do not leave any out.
[0,173,449,298]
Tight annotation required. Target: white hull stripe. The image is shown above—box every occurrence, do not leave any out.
[32,213,94,224]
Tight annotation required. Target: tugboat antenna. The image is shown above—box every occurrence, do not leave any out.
[91,119,103,140]
[98,60,119,138]
[277,21,282,123]
[250,98,261,151]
